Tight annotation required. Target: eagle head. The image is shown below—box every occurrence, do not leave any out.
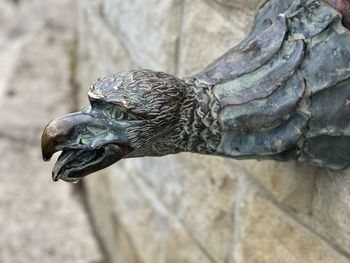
[41,69,190,182]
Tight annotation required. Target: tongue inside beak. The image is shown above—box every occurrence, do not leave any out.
[51,144,131,182]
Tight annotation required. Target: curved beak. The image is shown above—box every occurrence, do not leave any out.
[41,111,132,182]
[41,112,102,161]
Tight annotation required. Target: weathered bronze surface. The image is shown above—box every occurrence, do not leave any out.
[42,0,350,182]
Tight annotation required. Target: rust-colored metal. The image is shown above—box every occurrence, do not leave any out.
[324,0,350,28]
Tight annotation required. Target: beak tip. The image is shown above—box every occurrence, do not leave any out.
[41,134,53,162]
[41,148,53,162]
[52,171,60,182]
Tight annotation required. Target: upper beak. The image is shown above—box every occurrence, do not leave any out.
[41,112,104,161]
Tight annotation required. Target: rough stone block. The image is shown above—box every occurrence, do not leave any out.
[111,154,240,262]
[239,162,350,254]
[102,0,182,73]
[179,0,255,77]
[305,168,350,254]
[239,160,317,213]
[77,0,134,105]
[85,169,141,263]
[233,178,350,263]
[105,162,215,263]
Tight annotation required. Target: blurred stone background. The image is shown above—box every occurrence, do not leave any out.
[0,0,103,262]
[1,0,350,262]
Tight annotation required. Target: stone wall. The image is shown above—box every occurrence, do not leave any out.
[76,0,350,262]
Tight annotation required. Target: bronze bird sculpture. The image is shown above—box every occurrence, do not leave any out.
[42,0,350,182]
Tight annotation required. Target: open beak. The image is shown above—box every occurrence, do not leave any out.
[41,112,100,161]
[41,111,131,182]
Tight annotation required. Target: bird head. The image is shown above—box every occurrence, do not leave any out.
[41,69,190,182]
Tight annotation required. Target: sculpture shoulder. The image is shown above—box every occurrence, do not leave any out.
[193,0,342,86]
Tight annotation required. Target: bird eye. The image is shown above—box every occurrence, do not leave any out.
[113,108,138,121]
[114,109,124,119]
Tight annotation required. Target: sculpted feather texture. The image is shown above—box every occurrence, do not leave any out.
[42,0,350,182]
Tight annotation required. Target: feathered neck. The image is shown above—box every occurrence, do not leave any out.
[127,76,222,157]
[179,78,221,154]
